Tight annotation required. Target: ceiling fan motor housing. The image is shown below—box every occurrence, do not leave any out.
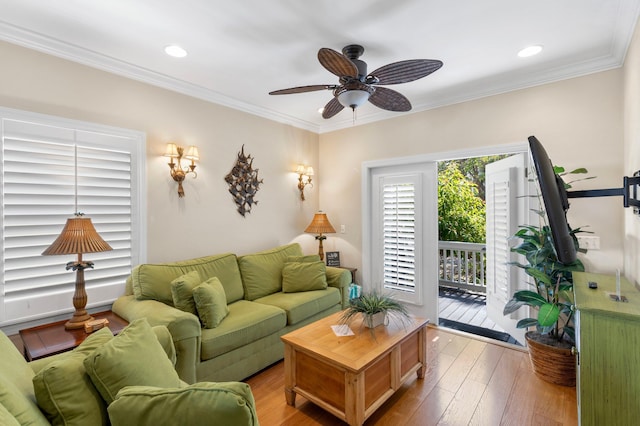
[342,44,368,80]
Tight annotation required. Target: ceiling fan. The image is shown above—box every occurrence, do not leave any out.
[269,44,443,119]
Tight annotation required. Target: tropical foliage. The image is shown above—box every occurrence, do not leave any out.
[439,155,508,200]
[503,217,587,345]
[437,162,486,243]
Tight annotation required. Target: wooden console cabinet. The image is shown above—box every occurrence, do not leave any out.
[573,272,640,425]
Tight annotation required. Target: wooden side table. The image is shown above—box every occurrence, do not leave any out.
[341,267,357,284]
[19,310,128,361]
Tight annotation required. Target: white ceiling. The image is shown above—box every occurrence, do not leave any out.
[1,0,639,134]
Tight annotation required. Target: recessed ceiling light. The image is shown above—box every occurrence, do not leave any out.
[518,45,543,58]
[164,45,188,58]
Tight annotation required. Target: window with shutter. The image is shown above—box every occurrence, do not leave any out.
[372,173,423,305]
[383,182,416,293]
[1,108,145,326]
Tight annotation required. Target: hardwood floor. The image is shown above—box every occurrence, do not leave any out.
[246,326,577,425]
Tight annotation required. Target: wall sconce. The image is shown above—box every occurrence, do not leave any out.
[164,143,199,198]
[296,164,314,201]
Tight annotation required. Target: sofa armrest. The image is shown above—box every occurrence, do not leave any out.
[112,295,201,384]
[326,266,351,309]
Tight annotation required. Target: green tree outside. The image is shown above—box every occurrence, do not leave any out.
[438,162,486,243]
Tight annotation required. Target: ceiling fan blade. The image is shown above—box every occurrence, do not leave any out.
[269,85,335,95]
[368,87,412,112]
[322,97,344,119]
[370,59,443,85]
[318,48,358,78]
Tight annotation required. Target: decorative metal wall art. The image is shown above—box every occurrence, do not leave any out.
[224,145,263,217]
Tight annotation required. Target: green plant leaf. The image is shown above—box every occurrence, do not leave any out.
[516,318,539,329]
[512,290,546,307]
[568,168,588,174]
[538,303,560,327]
[503,298,524,315]
[564,326,575,342]
[524,267,553,285]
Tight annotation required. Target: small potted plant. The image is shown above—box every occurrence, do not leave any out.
[340,291,411,332]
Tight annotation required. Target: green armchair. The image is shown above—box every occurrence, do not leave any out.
[0,319,259,426]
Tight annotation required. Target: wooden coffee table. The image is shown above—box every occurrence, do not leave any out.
[281,310,428,426]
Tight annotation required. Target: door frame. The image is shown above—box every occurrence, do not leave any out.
[362,141,528,323]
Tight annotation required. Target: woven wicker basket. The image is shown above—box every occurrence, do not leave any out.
[525,331,576,387]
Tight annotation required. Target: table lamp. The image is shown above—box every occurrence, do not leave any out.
[304,211,336,261]
[42,214,113,330]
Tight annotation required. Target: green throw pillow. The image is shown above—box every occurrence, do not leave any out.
[287,254,321,263]
[33,327,113,426]
[83,318,182,405]
[193,277,229,328]
[108,382,258,426]
[170,270,202,315]
[282,261,328,293]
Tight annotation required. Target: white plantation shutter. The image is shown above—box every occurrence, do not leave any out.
[485,153,529,344]
[485,168,515,304]
[383,182,416,292]
[374,173,423,305]
[1,109,145,326]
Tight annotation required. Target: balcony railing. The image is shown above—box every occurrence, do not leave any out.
[439,241,486,293]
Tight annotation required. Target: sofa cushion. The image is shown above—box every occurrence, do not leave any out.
[282,261,327,293]
[255,287,341,325]
[0,332,49,426]
[131,252,244,305]
[238,243,303,300]
[33,327,113,426]
[0,403,20,426]
[108,382,258,426]
[170,270,202,315]
[193,277,229,328]
[200,300,286,360]
[84,318,182,404]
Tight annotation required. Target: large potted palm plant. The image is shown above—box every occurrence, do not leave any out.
[503,165,593,386]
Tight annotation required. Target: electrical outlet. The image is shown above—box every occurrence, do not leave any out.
[577,235,600,250]
[340,224,346,234]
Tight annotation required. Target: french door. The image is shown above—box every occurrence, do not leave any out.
[364,161,438,320]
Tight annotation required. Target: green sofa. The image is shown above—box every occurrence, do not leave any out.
[112,243,352,384]
[0,319,259,426]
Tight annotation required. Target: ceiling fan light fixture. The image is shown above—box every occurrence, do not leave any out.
[337,89,370,109]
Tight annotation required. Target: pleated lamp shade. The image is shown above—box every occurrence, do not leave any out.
[304,212,336,235]
[42,216,112,255]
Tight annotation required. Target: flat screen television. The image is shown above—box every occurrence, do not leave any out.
[528,135,578,264]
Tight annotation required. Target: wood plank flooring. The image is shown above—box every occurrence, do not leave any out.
[246,326,577,425]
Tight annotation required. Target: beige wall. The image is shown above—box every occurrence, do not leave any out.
[0,40,322,263]
[320,69,625,280]
[624,17,640,286]
[0,38,630,283]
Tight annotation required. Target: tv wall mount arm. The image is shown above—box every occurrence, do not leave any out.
[567,171,640,215]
